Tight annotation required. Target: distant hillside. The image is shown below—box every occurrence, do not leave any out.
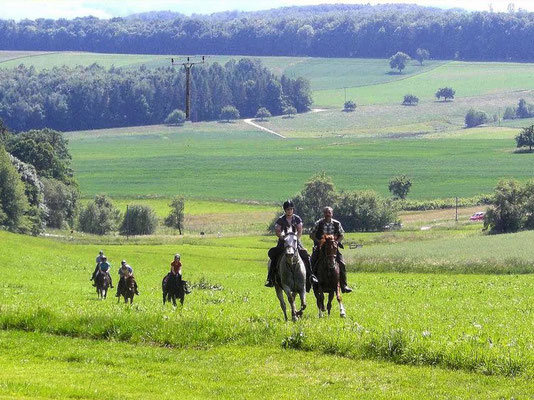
[2,4,534,61]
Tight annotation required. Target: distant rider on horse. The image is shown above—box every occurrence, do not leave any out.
[310,206,352,293]
[116,260,139,296]
[92,255,113,288]
[91,250,112,287]
[170,254,191,294]
[266,200,315,290]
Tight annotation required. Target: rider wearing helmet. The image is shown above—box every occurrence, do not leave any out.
[116,260,139,296]
[170,253,191,294]
[310,206,352,293]
[93,255,114,288]
[90,250,105,284]
[266,200,315,291]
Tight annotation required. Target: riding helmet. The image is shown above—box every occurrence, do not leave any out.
[174,254,181,260]
[283,200,294,210]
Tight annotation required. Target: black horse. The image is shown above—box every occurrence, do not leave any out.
[95,271,110,300]
[117,275,137,304]
[162,273,189,307]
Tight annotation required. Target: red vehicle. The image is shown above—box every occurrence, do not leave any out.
[469,211,485,221]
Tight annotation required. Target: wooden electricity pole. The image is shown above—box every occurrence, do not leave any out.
[171,56,205,121]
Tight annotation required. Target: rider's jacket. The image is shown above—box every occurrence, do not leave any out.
[118,265,133,277]
[275,214,302,233]
[311,218,344,241]
[98,261,111,272]
[171,260,182,275]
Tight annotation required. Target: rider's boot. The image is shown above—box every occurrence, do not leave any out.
[303,257,315,292]
[264,260,275,287]
[108,273,114,288]
[134,280,139,295]
[339,260,353,293]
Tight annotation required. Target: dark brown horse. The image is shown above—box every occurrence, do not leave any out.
[117,275,137,304]
[312,235,346,318]
[162,273,186,307]
[95,271,110,300]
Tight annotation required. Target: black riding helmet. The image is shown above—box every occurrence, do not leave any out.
[283,200,294,210]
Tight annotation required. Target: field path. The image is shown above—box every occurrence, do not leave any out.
[243,118,287,139]
[243,108,328,139]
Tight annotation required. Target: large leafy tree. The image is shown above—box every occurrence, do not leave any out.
[515,125,534,152]
[0,146,29,231]
[389,52,410,73]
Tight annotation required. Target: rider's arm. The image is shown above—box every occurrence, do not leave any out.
[296,223,303,239]
[309,223,319,245]
[335,223,345,242]
[275,223,282,238]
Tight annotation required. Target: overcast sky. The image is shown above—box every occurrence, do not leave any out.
[2,0,532,20]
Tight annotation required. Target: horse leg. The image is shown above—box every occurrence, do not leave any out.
[172,295,177,307]
[163,291,166,305]
[286,290,298,322]
[316,291,325,318]
[336,287,346,318]
[327,292,335,316]
[296,288,306,318]
[179,295,184,306]
[275,286,288,322]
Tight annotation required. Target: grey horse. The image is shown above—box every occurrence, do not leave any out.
[273,228,307,321]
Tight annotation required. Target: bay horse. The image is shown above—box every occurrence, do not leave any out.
[273,227,307,321]
[95,271,110,300]
[117,275,137,304]
[162,273,186,307]
[313,235,346,318]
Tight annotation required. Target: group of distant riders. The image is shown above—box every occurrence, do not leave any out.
[89,199,351,296]
[90,252,190,297]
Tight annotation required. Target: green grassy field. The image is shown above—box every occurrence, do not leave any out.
[3,228,534,398]
[68,121,534,202]
[3,331,533,399]
[314,61,534,107]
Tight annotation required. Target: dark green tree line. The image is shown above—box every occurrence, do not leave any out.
[0,60,312,132]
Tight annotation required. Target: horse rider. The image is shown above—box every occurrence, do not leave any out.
[310,206,352,293]
[170,254,191,294]
[116,260,139,296]
[266,200,315,290]
[92,255,113,288]
[90,250,106,285]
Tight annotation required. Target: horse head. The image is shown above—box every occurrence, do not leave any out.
[321,234,338,268]
[282,227,299,259]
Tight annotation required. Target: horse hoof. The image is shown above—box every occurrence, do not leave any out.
[340,312,346,318]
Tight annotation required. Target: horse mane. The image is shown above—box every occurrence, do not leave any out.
[319,234,335,248]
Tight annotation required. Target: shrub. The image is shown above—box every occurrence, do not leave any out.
[336,190,397,232]
[503,106,516,120]
[255,107,271,121]
[78,194,121,235]
[220,105,240,122]
[164,196,185,234]
[484,179,524,234]
[42,178,79,229]
[402,94,419,106]
[465,108,488,128]
[164,109,186,125]
[388,175,412,200]
[120,204,158,235]
[343,100,356,112]
[283,105,297,118]
[435,87,455,101]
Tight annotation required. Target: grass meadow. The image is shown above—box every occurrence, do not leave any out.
[3,228,534,398]
[68,121,534,202]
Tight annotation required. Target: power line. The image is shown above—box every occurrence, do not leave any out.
[171,56,206,121]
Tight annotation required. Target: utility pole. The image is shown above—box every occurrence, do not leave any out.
[171,56,206,121]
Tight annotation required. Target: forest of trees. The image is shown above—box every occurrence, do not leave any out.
[2,4,534,61]
[0,59,312,132]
